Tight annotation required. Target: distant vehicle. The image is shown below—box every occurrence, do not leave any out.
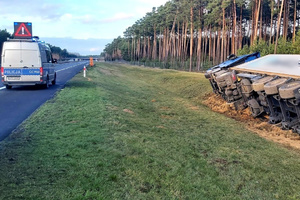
[1,38,57,89]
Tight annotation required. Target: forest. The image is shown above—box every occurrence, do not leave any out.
[103,0,300,71]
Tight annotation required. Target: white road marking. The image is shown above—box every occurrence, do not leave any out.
[0,87,5,90]
[56,63,87,73]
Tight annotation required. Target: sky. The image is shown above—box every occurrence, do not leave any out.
[0,0,169,55]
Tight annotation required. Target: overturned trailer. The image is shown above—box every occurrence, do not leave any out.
[205,52,260,109]
[205,54,300,134]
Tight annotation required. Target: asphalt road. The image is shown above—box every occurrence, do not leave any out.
[0,61,89,141]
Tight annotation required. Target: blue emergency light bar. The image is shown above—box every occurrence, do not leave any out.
[14,22,31,26]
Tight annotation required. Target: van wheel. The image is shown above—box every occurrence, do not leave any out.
[6,85,12,89]
[52,74,56,85]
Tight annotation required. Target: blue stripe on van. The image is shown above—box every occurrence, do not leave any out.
[4,68,40,76]
[4,69,21,75]
[22,69,40,75]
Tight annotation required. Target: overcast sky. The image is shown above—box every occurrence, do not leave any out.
[0,0,169,55]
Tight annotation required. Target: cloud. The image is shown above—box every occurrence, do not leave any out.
[133,0,169,6]
[54,12,133,25]
[135,6,154,16]
[0,1,64,21]
[80,15,97,24]
[135,0,168,4]
[89,48,100,52]
[58,13,96,25]
[37,4,64,21]
[60,13,73,21]
[0,0,169,40]
[100,13,134,23]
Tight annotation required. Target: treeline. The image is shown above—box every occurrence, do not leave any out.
[0,29,12,55]
[47,44,77,59]
[103,0,300,71]
[0,29,76,59]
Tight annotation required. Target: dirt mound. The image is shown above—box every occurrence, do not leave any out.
[203,93,300,149]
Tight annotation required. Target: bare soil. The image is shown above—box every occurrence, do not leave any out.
[203,93,300,150]
[123,109,134,114]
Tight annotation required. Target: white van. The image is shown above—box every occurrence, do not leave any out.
[1,38,56,89]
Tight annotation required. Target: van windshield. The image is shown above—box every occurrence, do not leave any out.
[3,49,40,67]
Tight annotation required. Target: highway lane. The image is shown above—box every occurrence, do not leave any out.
[0,61,89,141]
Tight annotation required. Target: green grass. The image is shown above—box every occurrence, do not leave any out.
[1,62,300,199]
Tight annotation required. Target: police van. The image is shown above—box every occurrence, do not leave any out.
[1,38,56,89]
[0,22,56,89]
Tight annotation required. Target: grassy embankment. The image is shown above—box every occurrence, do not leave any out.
[1,62,300,199]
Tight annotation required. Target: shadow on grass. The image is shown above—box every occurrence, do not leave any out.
[65,80,97,89]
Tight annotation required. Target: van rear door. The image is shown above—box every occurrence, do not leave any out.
[2,41,41,83]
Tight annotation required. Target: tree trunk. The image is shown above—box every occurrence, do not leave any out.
[184,21,188,67]
[253,0,261,45]
[197,27,202,71]
[137,38,140,59]
[239,6,243,50]
[143,35,146,58]
[264,16,267,41]
[181,22,184,64]
[269,0,274,44]
[132,38,134,60]
[274,0,285,54]
[221,7,225,62]
[285,0,289,41]
[292,0,297,43]
[283,0,287,40]
[250,1,255,44]
[165,28,169,62]
[177,21,181,59]
[259,3,263,41]
[169,12,178,64]
[147,37,151,60]
[128,40,130,58]
[201,30,205,65]
[164,28,167,61]
[159,32,162,62]
[152,25,157,60]
[232,0,237,54]
[212,31,216,65]
[208,26,212,60]
[217,29,221,64]
[204,29,208,64]
[228,30,230,57]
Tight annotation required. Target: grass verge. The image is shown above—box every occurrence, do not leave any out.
[1,62,300,199]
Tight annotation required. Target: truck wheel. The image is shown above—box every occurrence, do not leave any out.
[264,78,287,95]
[6,85,12,89]
[52,74,56,85]
[279,81,300,99]
[252,76,273,92]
